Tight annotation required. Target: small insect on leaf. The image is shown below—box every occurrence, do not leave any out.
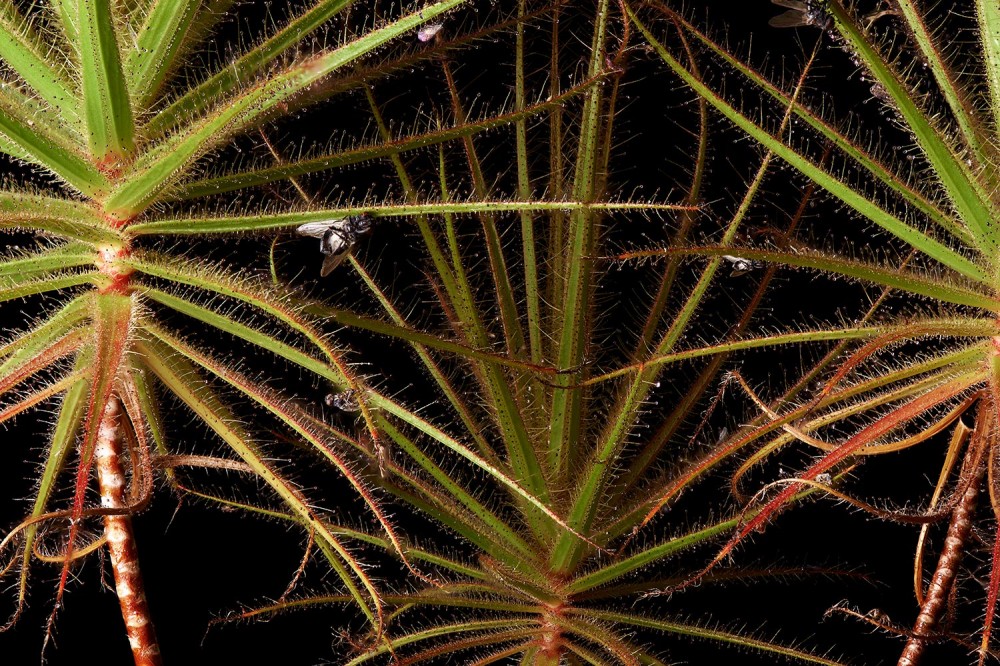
[417,23,444,42]
[768,0,831,29]
[722,255,764,277]
[296,213,374,277]
[325,390,361,412]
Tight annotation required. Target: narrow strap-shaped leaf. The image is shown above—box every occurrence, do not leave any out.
[128,201,688,235]
[0,272,96,307]
[826,1,999,255]
[631,9,991,285]
[126,253,357,375]
[586,319,995,386]
[572,473,836,594]
[515,0,542,366]
[106,0,465,215]
[429,147,548,508]
[0,295,89,361]
[170,0,238,75]
[124,359,175,486]
[373,394,594,548]
[134,335,384,627]
[682,373,981,586]
[574,610,846,665]
[364,90,548,528]
[668,10,969,245]
[79,0,134,163]
[898,0,996,172]
[742,361,984,469]
[17,365,89,607]
[0,194,113,243]
[619,246,1000,310]
[547,0,610,480]
[441,59,527,363]
[0,79,84,153]
[0,248,95,281]
[0,106,108,195]
[981,0,1000,144]
[566,517,738,595]
[545,0,612,569]
[308,301,553,374]
[345,257,497,458]
[550,616,641,666]
[0,328,84,405]
[145,0,355,136]
[169,85,594,200]
[153,484,492,580]
[144,322,427,585]
[304,403,535,567]
[51,0,79,51]
[375,416,536,564]
[138,286,349,387]
[0,4,80,128]
[0,372,83,425]
[568,51,815,560]
[343,620,538,665]
[598,346,987,543]
[125,0,199,108]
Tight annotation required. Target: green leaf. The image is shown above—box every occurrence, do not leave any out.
[125,0,199,107]
[631,8,991,285]
[79,0,134,161]
[145,0,356,137]
[106,0,466,215]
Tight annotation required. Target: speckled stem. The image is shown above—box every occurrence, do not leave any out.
[898,464,981,666]
[95,397,162,666]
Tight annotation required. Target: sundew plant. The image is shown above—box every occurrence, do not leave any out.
[625,0,1000,664]
[198,2,874,665]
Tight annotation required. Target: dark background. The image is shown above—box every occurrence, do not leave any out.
[0,1,967,664]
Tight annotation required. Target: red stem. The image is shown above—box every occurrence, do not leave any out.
[95,398,162,666]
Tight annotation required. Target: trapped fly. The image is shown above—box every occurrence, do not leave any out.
[325,389,361,412]
[722,254,764,276]
[296,213,374,276]
[768,0,831,29]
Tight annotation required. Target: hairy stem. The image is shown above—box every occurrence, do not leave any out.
[95,397,162,666]
[898,458,982,666]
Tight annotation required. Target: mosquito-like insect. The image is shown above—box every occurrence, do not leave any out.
[768,0,831,29]
[325,389,361,412]
[296,213,374,276]
[722,254,764,276]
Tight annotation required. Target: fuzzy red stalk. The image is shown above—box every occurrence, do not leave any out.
[95,397,162,666]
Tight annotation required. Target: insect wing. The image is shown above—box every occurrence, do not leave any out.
[417,23,443,42]
[769,10,809,28]
[319,250,350,276]
[296,220,336,239]
[769,0,810,27]
[770,0,807,9]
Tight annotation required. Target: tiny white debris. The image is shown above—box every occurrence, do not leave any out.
[815,473,832,485]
